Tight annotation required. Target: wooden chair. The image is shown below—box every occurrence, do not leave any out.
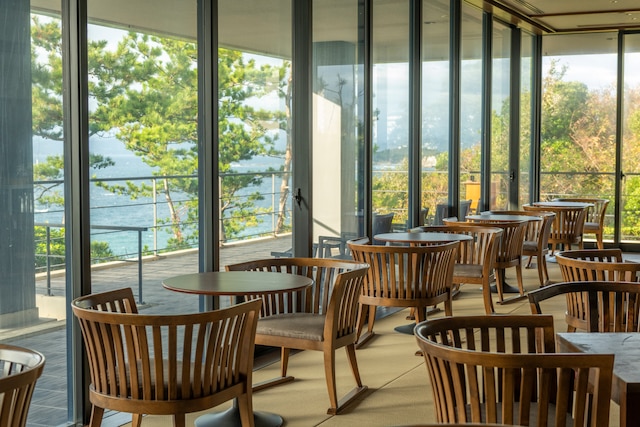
[551,250,640,332]
[0,344,46,427]
[416,225,503,314]
[452,220,529,306]
[523,204,587,254]
[72,288,261,427]
[554,198,609,249]
[528,281,640,333]
[415,314,614,426]
[225,258,370,414]
[556,248,640,282]
[347,240,458,347]
[488,210,556,287]
[372,212,395,244]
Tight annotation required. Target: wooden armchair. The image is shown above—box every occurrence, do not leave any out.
[556,248,640,282]
[0,344,46,427]
[555,198,609,249]
[72,288,261,427]
[528,280,640,333]
[225,258,370,414]
[487,210,556,287]
[347,240,458,347]
[452,220,529,306]
[416,225,502,314]
[415,314,614,426]
[524,204,587,254]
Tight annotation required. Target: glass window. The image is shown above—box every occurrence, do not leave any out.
[219,0,293,263]
[372,0,409,233]
[541,32,617,245]
[86,0,199,320]
[519,32,534,207]
[459,3,483,216]
[2,3,68,424]
[490,20,511,211]
[622,33,640,243]
[422,0,451,225]
[312,0,364,257]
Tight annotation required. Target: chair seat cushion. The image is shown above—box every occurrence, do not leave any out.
[257,313,325,341]
[453,264,483,279]
[584,222,599,232]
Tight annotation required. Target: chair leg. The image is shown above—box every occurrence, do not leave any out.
[132,414,143,427]
[515,264,524,295]
[237,393,255,427]
[596,231,604,249]
[356,304,377,348]
[173,414,186,427]
[324,345,368,415]
[89,406,104,427]
[280,347,290,377]
[324,349,339,413]
[345,343,363,388]
[538,254,549,286]
[482,279,495,314]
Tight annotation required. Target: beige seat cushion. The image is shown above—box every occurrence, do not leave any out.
[453,264,483,279]
[257,313,325,341]
[584,221,598,232]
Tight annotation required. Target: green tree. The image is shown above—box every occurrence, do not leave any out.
[31,17,288,249]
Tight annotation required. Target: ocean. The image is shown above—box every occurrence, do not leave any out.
[33,137,288,259]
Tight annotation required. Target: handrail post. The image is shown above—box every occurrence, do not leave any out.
[137,228,144,305]
[272,173,276,235]
[46,225,52,296]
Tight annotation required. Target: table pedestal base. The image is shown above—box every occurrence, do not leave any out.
[195,407,283,427]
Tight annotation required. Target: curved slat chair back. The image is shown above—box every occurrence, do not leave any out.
[347,240,458,346]
[417,225,502,314]
[556,249,640,282]
[225,257,367,316]
[487,210,556,286]
[528,280,640,332]
[0,345,45,427]
[555,198,609,249]
[523,204,587,254]
[415,315,614,426]
[72,288,262,427]
[450,220,528,306]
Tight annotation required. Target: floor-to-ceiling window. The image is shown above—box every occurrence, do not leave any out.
[459,3,483,215]
[422,0,451,225]
[621,32,640,243]
[312,0,364,255]
[489,19,511,211]
[218,0,292,263]
[519,31,534,207]
[3,2,69,424]
[372,0,409,233]
[541,32,617,246]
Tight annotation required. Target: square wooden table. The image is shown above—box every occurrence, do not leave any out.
[556,332,640,427]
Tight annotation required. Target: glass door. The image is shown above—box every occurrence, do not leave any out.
[621,32,640,243]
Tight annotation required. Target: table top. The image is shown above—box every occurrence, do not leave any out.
[533,201,593,208]
[466,214,541,223]
[373,231,473,244]
[162,270,313,296]
[556,332,640,394]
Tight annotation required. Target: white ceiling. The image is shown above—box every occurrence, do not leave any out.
[490,0,640,33]
[30,0,640,61]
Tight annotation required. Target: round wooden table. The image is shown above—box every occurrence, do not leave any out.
[163,271,313,427]
[466,213,541,223]
[533,201,593,208]
[373,231,473,244]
